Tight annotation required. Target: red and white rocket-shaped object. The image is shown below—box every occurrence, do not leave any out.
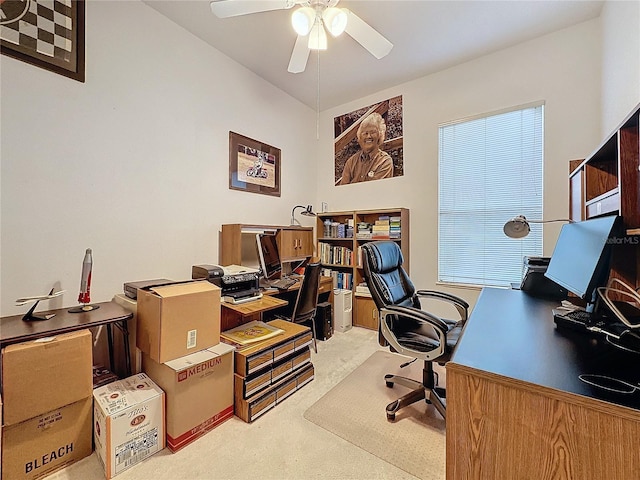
[78,248,93,304]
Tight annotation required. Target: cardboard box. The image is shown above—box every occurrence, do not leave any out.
[136,281,221,363]
[2,330,93,426]
[142,342,234,452]
[93,373,166,479]
[2,396,93,480]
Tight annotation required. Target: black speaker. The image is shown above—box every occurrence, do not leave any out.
[315,302,333,341]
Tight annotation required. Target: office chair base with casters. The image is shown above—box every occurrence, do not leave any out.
[383,361,447,421]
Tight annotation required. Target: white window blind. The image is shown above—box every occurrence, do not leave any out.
[438,104,544,287]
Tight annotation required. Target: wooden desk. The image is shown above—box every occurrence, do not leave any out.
[221,295,288,331]
[221,276,333,332]
[447,288,640,479]
[0,301,134,381]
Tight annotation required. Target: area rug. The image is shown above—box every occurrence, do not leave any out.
[303,351,446,480]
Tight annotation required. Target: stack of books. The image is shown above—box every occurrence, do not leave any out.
[390,216,401,239]
[356,222,372,239]
[372,215,391,239]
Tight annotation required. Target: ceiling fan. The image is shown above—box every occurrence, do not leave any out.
[209,0,393,74]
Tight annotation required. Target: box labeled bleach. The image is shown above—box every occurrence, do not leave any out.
[93,373,165,479]
[142,342,234,452]
[1,397,93,480]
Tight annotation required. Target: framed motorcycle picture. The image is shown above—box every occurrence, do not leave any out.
[228,131,281,197]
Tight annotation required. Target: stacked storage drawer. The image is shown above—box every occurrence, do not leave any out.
[233,320,315,422]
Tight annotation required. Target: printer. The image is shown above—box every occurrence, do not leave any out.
[191,264,262,304]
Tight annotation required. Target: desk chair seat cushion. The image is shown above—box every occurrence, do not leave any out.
[388,316,463,360]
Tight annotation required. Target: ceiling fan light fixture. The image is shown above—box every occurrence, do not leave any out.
[291,6,315,36]
[322,7,347,37]
[308,19,327,50]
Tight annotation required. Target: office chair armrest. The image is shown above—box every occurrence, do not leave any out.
[416,290,469,321]
[380,305,447,359]
[381,305,449,332]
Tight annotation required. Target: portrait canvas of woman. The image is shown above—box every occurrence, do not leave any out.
[334,96,404,186]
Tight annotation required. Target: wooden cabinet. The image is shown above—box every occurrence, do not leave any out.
[568,104,640,290]
[316,208,409,330]
[219,224,313,268]
[278,228,314,262]
[353,296,379,330]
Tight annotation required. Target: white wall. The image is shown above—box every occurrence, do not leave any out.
[3,2,637,317]
[0,1,317,315]
[600,0,640,136]
[316,19,603,308]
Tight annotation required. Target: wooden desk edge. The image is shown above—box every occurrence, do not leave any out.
[447,361,640,421]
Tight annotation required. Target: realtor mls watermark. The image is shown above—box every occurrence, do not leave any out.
[607,236,640,245]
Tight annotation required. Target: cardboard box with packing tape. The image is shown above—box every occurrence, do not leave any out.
[136,281,221,363]
[142,342,234,452]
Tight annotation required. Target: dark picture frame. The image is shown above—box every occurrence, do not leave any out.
[228,132,281,197]
[0,0,85,82]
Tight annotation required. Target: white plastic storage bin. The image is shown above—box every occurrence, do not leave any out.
[333,289,353,333]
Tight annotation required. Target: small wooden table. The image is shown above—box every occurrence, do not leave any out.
[0,301,134,382]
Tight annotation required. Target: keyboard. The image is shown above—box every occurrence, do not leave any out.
[553,309,596,332]
[553,309,630,339]
[270,277,298,290]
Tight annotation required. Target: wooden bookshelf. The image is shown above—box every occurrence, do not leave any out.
[316,208,410,329]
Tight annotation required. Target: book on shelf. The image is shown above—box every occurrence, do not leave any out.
[221,321,284,346]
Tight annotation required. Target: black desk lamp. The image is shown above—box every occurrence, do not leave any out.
[503,215,574,238]
[290,204,316,226]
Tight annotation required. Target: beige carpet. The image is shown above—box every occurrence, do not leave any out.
[303,351,446,480]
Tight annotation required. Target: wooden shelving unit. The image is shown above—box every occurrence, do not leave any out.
[316,208,410,330]
[569,103,640,289]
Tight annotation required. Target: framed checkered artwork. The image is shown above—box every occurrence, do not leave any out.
[0,0,85,82]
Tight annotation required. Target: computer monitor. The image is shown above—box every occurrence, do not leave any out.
[544,215,620,313]
[256,233,282,280]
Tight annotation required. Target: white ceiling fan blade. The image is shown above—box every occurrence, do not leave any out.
[287,35,310,73]
[210,0,297,18]
[343,9,393,59]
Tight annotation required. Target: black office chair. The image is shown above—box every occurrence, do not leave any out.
[361,241,469,421]
[281,261,322,353]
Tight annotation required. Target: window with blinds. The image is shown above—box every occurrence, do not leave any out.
[438,104,544,287]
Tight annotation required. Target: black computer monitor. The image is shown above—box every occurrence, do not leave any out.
[544,215,620,313]
[256,233,282,280]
